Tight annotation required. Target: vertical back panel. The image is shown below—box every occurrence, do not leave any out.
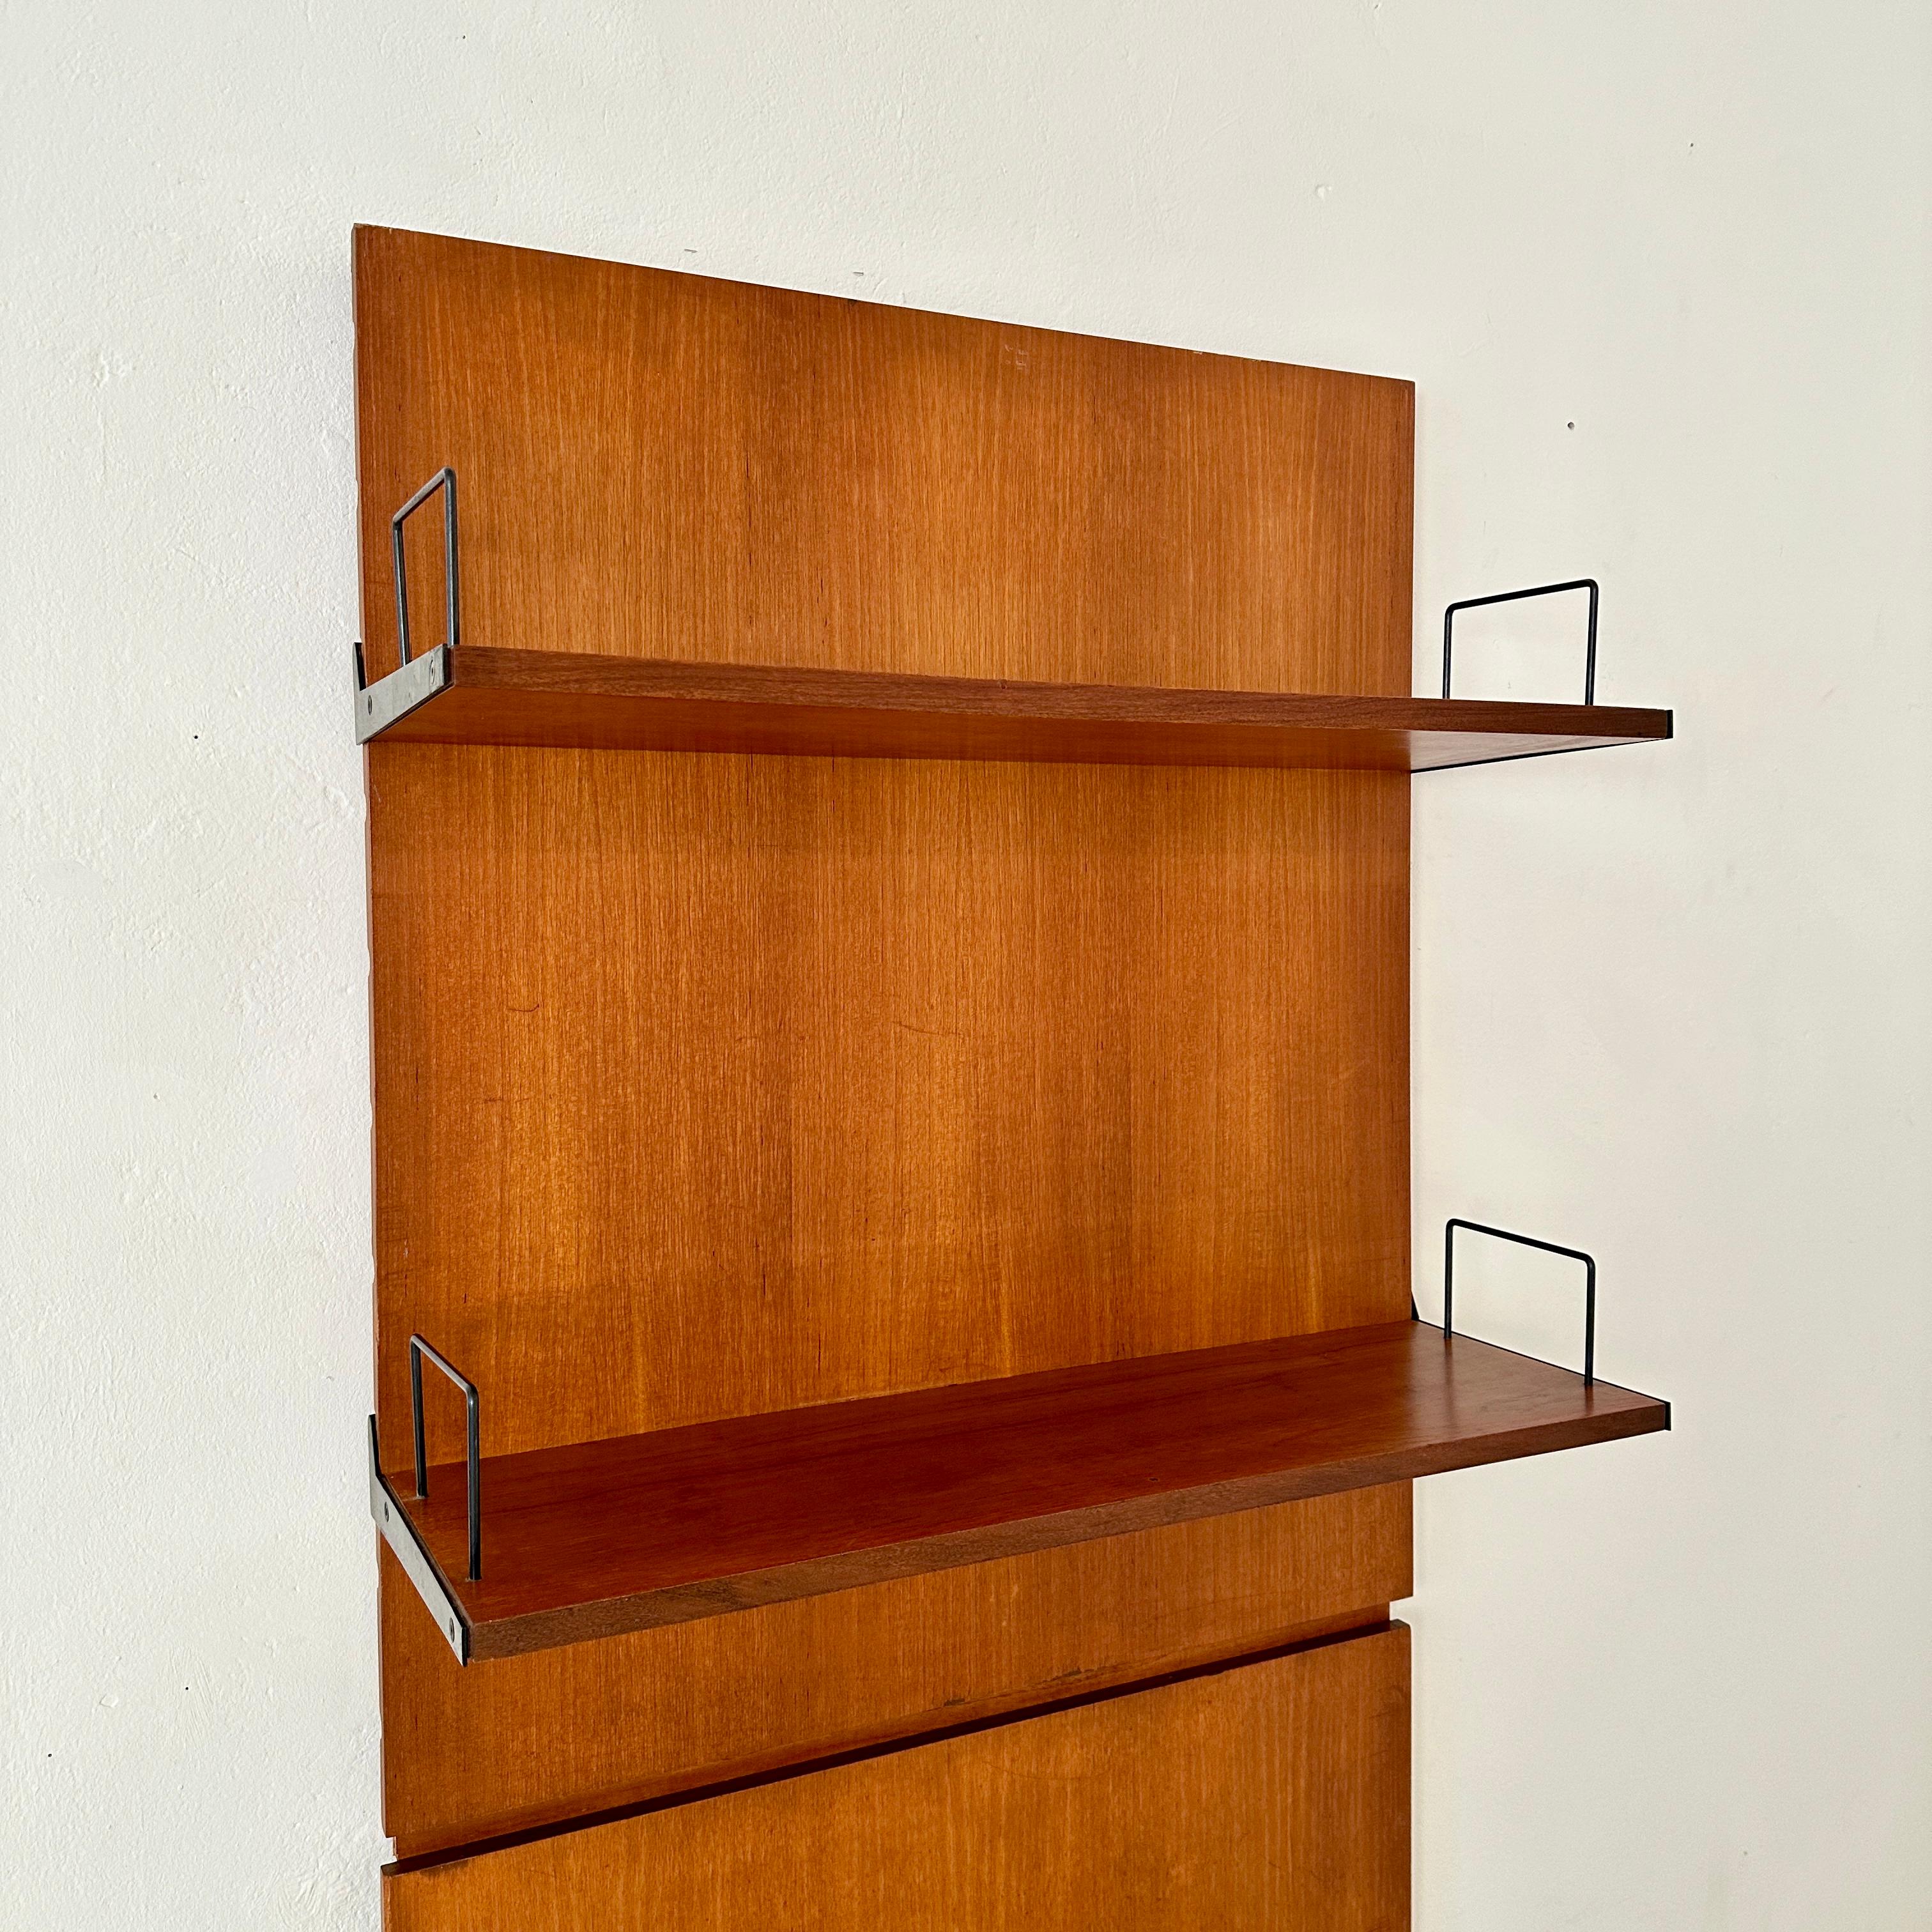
[356,227,1414,1848]
[355,227,1413,693]
[368,747,1408,1452]
[383,1626,1411,1932]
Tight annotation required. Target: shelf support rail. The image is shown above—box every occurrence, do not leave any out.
[1442,1218,1595,1386]
[367,1417,471,1664]
[409,1333,482,1581]
[1441,578,1599,706]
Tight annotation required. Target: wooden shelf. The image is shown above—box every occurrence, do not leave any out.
[356,645,1671,772]
[373,1319,1667,1663]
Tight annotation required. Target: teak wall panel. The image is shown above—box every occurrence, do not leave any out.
[358,228,1418,1859]
[355,227,1413,696]
[383,1485,1409,1855]
[383,1625,1411,1932]
[371,746,1408,1457]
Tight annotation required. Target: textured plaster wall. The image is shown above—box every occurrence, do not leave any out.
[4,3,1928,1926]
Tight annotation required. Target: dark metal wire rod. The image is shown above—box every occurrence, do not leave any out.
[1442,577,1598,705]
[390,468,460,668]
[1442,1216,1596,1386]
[408,1333,482,1581]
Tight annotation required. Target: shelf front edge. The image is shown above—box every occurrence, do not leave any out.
[356,645,1672,771]
[463,1396,1664,1662]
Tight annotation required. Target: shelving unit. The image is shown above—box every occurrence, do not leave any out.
[355,226,1671,1922]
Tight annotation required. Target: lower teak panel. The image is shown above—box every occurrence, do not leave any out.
[381,1483,1409,1857]
[383,1624,1411,1932]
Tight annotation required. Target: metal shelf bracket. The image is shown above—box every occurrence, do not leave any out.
[1442,578,1600,706]
[366,1331,482,1667]
[1439,1216,1597,1385]
[367,1416,471,1666]
[351,467,459,742]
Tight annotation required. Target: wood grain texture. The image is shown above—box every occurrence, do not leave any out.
[381,1626,1411,1931]
[369,745,1409,1459]
[382,1485,1409,1858]
[353,227,1414,697]
[364,644,1672,769]
[388,1322,1662,1661]
[357,227,1419,1853]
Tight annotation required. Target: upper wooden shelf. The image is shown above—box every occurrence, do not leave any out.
[371,1319,1667,1663]
[356,644,1671,772]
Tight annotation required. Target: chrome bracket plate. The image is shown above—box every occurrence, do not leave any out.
[355,645,451,744]
[368,1415,471,1664]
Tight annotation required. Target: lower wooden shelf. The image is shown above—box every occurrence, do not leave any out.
[371,1319,1666,1664]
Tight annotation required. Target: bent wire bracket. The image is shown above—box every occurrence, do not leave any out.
[1442,578,1599,706]
[1439,1216,1597,1386]
[353,468,458,742]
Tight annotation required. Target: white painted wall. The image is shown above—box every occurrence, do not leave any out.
[6,3,1928,1926]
